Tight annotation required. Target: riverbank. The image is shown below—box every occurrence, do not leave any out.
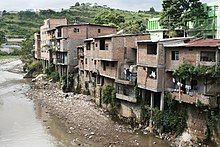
[28,76,170,147]
[0,58,24,74]
[0,56,19,60]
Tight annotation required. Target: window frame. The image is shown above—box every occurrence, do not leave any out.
[171,51,179,60]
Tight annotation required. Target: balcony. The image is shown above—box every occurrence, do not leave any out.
[146,78,158,91]
[170,90,218,108]
[116,65,137,85]
[116,93,137,103]
[56,58,68,65]
[115,73,137,85]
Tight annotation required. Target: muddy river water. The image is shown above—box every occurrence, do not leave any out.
[0,60,170,147]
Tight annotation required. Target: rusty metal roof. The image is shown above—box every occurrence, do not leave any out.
[165,38,220,48]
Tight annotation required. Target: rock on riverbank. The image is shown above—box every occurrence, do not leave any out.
[28,78,160,146]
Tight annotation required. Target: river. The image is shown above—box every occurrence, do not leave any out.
[0,59,170,147]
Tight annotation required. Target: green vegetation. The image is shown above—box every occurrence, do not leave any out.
[0,31,6,44]
[75,74,82,94]
[83,81,90,95]
[102,85,117,113]
[1,3,159,39]
[160,0,207,36]
[173,62,220,82]
[0,55,19,60]
[141,92,187,135]
[45,64,59,82]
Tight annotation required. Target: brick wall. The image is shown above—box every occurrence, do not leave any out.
[137,43,147,65]
[137,66,147,88]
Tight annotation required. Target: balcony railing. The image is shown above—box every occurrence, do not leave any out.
[169,89,218,108]
[116,65,137,85]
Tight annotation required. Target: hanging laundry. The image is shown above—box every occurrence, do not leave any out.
[172,78,175,83]
[150,71,156,79]
[177,82,181,87]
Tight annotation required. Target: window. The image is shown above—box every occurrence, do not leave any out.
[95,43,98,47]
[208,19,213,25]
[100,39,105,50]
[147,43,157,55]
[111,62,115,67]
[103,62,106,71]
[207,6,212,12]
[86,42,91,50]
[97,75,100,84]
[105,44,108,50]
[74,28,80,32]
[57,28,62,37]
[85,58,88,64]
[147,67,157,79]
[94,60,96,65]
[98,29,101,33]
[171,51,179,60]
[200,51,216,62]
[106,62,109,67]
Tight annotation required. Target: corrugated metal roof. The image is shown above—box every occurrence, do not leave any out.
[56,23,117,28]
[165,39,220,47]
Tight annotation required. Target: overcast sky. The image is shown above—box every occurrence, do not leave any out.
[0,0,217,12]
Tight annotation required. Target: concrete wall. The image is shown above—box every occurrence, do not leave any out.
[186,104,207,140]
[34,33,41,59]
[118,101,142,122]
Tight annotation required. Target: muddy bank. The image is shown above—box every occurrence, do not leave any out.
[28,77,170,147]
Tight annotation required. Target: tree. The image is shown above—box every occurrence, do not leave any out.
[0,31,6,45]
[149,7,155,13]
[74,2,80,6]
[160,0,207,35]
[94,11,125,26]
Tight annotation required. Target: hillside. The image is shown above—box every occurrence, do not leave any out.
[0,3,160,39]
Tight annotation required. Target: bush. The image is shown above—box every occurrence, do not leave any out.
[50,71,60,82]
[152,109,187,135]
[28,60,42,72]
[102,85,117,112]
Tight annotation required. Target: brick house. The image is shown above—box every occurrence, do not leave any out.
[137,37,193,111]
[79,33,150,119]
[34,19,117,78]
[137,38,220,140]
[34,18,67,71]
[137,38,220,108]
[34,31,41,59]
[164,39,220,106]
[52,24,117,78]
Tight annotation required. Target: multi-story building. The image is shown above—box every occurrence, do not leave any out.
[137,37,193,111]
[164,39,220,105]
[188,1,219,38]
[217,0,220,38]
[147,1,219,39]
[137,37,220,140]
[34,18,117,78]
[34,32,41,59]
[79,33,150,119]
[52,24,117,77]
[36,18,67,71]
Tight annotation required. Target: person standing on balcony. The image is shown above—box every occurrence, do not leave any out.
[126,68,131,80]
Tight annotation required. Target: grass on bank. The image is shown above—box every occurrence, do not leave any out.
[0,55,19,60]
